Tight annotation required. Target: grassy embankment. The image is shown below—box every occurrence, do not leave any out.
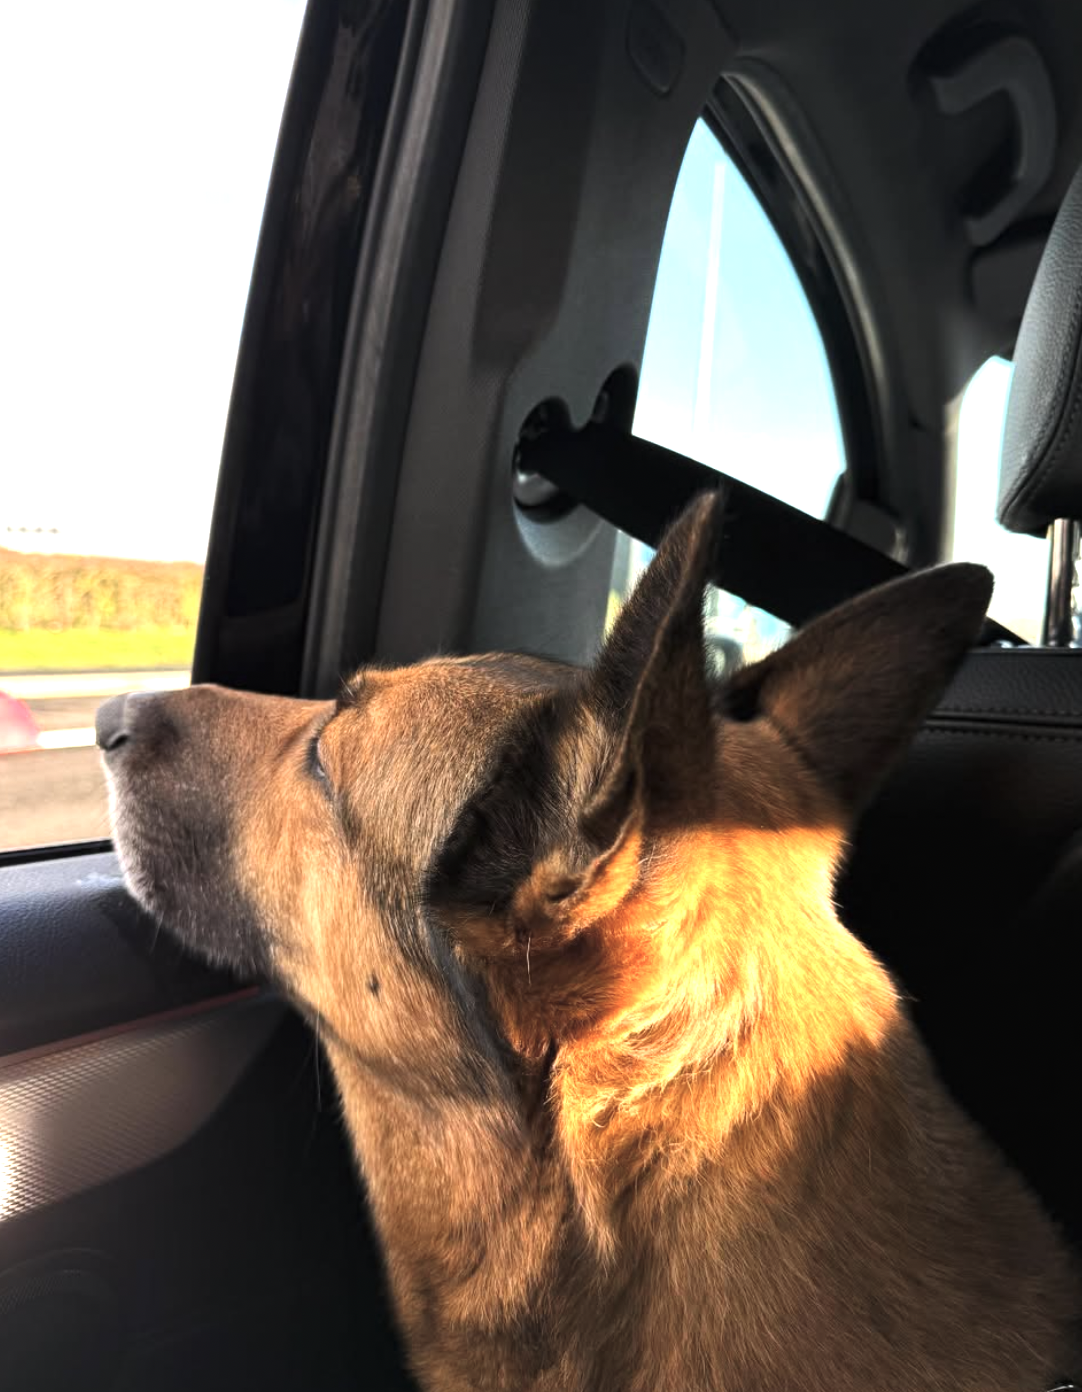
[0,549,202,671]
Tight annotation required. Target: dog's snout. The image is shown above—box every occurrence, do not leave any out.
[96,693,132,752]
[96,690,162,754]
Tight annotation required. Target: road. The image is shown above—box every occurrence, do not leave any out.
[0,671,188,851]
[25,694,102,733]
[0,745,112,848]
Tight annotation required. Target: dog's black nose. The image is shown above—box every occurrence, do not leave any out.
[96,693,132,753]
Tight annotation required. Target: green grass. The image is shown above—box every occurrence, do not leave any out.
[0,627,195,673]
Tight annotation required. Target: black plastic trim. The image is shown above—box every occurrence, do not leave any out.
[0,839,111,872]
[193,0,414,697]
[302,0,497,696]
[706,79,888,528]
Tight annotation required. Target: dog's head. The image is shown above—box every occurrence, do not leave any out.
[100,493,992,1073]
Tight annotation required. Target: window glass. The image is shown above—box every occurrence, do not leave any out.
[948,357,1047,644]
[0,1,307,851]
[609,120,846,672]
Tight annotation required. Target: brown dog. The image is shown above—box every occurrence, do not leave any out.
[100,493,1079,1390]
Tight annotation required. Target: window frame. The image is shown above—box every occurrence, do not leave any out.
[705,78,887,534]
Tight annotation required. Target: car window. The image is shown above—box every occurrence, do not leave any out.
[0,1,307,852]
[947,356,1047,644]
[608,119,846,673]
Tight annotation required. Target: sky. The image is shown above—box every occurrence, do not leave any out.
[0,17,1047,640]
[634,121,844,520]
[0,0,307,563]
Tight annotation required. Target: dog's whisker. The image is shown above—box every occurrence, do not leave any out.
[312,1009,324,1112]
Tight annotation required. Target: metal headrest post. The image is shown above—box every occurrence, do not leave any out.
[1043,518,1080,646]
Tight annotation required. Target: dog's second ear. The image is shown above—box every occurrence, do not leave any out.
[719,561,993,813]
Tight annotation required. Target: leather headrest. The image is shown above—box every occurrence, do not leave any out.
[998,161,1082,535]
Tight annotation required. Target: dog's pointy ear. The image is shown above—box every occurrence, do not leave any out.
[719,562,993,813]
[495,490,722,939]
[582,488,721,838]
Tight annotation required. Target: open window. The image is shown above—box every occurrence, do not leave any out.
[0,2,307,852]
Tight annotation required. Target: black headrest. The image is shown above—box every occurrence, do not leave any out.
[998,162,1082,536]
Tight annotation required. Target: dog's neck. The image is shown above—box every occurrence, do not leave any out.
[545,823,903,1238]
[323,1018,573,1369]
[332,821,901,1252]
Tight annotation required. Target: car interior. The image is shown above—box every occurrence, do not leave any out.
[2,0,1082,1387]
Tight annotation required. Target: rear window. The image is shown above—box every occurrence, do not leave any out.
[608,118,846,674]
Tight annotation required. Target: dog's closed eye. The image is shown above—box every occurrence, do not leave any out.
[306,733,330,785]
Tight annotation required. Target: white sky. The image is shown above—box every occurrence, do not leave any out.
[0,20,1047,641]
[949,358,1046,642]
[0,1,306,562]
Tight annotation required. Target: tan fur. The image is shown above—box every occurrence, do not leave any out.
[104,497,1080,1391]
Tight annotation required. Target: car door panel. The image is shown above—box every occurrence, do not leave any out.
[0,849,414,1389]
